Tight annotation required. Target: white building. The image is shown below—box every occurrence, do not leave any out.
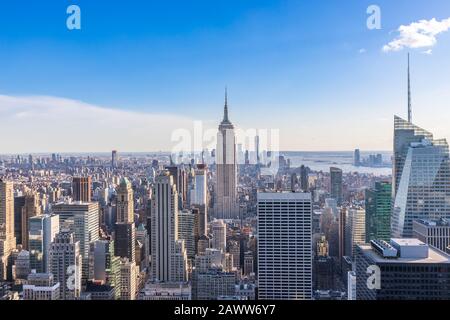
[413,218,450,252]
[48,230,82,300]
[345,207,366,259]
[119,258,137,300]
[151,171,187,282]
[211,219,227,253]
[214,91,239,219]
[347,271,356,300]
[139,282,191,300]
[257,192,312,300]
[28,214,59,273]
[23,272,60,300]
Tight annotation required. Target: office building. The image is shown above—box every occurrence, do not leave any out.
[114,222,136,262]
[139,282,191,300]
[111,150,118,168]
[354,149,361,166]
[192,270,236,300]
[89,240,120,296]
[392,116,450,238]
[116,177,134,223]
[214,90,239,219]
[356,239,450,300]
[211,219,227,253]
[347,271,356,300]
[177,210,196,261]
[257,192,312,300]
[52,202,100,262]
[119,258,137,300]
[72,176,92,203]
[151,171,187,282]
[21,191,42,250]
[28,214,59,273]
[85,281,116,300]
[135,224,150,271]
[365,182,391,242]
[330,167,343,206]
[0,179,16,280]
[413,218,450,252]
[23,272,60,300]
[300,165,308,192]
[192,164,208,207]
[345,207,366,259]
[48,230,82,300]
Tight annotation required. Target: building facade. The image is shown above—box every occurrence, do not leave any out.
[257,192,312,300]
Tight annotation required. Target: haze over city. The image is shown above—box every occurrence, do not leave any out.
[1,0,450,152]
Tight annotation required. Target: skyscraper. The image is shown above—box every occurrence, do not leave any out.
[119,258,137,300]
[115,222,136,262]
[0,179,16,280]
[111,150,118,168]
[365,181,392,242]
[257,192,312,300]
[354,149,361,166]
[151,171,187,282]
[116,177,134,223]
[49,230,82,300]
[356,239,450,300]
[192,164,207,207]
[21,191,42,250]
[177,210,196,261]
[413,218,450,253]
[330,167,343,206]
[52,202,100,282]
[166,165,188,210]
[300,165,308,192]
[211,219,227,253]
[345,207,366,259]
[391,117,450,238]
[72,176,92,203]
[255,135,260,165]
[214,90,239,220]
[28,214,59,273]
[89,240,120,299]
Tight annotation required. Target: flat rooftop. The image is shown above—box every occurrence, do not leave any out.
[258,192,311,201]
[391,238,427,247]
[358,244,450,264]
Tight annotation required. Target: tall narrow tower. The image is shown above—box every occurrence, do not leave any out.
[0,179,16,280]
[214,89,239,219]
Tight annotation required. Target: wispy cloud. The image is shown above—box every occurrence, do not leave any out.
[383,17,450,53]
[0,94,213,153]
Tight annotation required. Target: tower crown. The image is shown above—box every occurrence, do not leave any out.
[220,88,234,128]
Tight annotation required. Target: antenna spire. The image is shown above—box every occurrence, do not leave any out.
[408,53,412,123]
[223,87,229,123]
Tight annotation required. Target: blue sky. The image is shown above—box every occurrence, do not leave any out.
[1,0,450,152]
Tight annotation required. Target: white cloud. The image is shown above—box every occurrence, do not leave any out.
[0,94,215,153]
[359,48,367,54]
[383,17,450,52]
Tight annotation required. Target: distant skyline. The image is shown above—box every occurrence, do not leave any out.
[1,0,450,153]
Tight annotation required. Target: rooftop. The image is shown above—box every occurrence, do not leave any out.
[358,243,450,264]
[257,192,311,201]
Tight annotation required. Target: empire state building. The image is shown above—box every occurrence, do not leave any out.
[214,90,239,219]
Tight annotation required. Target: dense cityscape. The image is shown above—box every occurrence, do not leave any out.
[2,60,450,300]
[2,1,450,308]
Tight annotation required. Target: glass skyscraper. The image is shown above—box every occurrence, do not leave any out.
[365,181,392,242]
[391,116,450,238]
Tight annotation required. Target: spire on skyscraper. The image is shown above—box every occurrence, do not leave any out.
[408,53,412,123]
[220,87,233,127]
[223,87,229,123]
